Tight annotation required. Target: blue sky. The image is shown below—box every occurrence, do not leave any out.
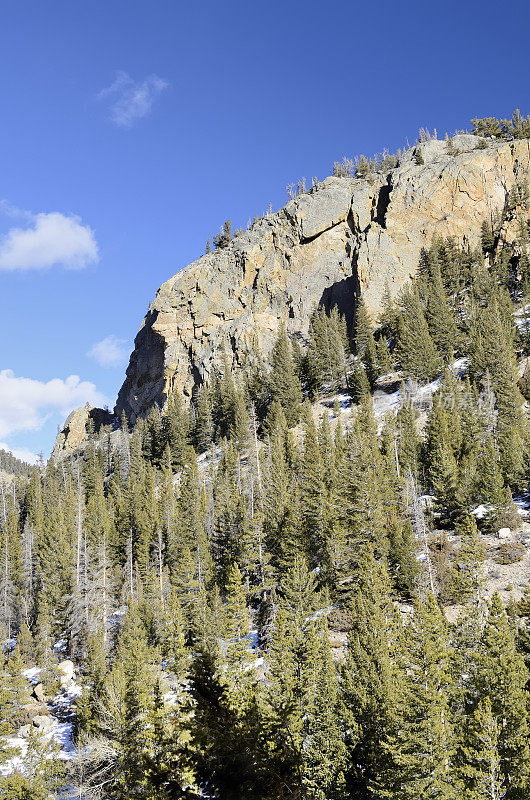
[0,0,528,461]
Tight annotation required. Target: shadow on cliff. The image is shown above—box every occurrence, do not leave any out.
[319,273,360,336]
[115,309,167,422]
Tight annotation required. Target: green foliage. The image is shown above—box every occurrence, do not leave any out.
[307,306,349,395]
[457,697,504,800]
[7,205,530,799]
[269,323,303,427]
[471,109,530,140]
[396,287,442,382]
[213,219,232,249]
[449,515,485,603]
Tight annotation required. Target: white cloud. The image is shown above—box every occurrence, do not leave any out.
[0,442,40,466]
[98,71,169,127]
[0,199,33,221]
[0,369,108,440]
[88,335,129,368]
[0,212,99,271]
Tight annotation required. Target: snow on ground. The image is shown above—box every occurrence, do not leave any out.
[0,736,27,776]
[472,496,530,522]
[53,720,76,759]
[0,669,82,784]
[245,630,259,651]
[471,503,494,520]
[306,605,336,623]
[372,388,400,419]
[22,666,41,684]
[514,493,530,518]
[50,681,82,761]
[371,359,470,424]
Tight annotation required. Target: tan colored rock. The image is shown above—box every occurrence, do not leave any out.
[32,683,45,703]
[57,659,75,688]
[53,404,113,458]
[32,714,54,733]
[52,404,92,458]
[105,138,530,420]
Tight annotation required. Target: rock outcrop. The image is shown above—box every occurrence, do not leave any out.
[115,135,530,421]
[52,403,113,458]
[45,134,530,443]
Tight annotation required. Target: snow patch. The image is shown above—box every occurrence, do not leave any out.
[471,503,494,520]
[22,666,41,684]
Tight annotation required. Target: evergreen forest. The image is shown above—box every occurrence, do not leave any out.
[3,189,530,800]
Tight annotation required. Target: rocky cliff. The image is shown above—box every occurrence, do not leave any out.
[114,134,530,422]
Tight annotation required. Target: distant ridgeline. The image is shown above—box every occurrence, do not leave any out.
[4,113,530,799]
[0,448,35,478]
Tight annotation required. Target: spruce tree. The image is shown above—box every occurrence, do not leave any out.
[269,323,303,427]
[457,696,504,800]
[397,287,442,382]
[378,594,458,800]
[299,405,326,564]
[449,515,486,603]
[474,593,530,797]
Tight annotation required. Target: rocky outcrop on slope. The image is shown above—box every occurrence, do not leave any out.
[52,404,113,458]
[114,135,530,421]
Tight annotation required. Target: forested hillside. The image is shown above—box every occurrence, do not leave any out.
[5,121,530,799]
[0,449,35,479]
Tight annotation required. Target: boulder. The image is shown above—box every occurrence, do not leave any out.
[18,724,31,738]
[32,715,54,733]
[328,631,348,649]
[498,528,512,540]
[57,659,75,687]
[32,683,45,703]
[23,701,48,716]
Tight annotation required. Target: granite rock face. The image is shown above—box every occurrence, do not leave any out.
[52,404,113,458]
[112,137,530,422]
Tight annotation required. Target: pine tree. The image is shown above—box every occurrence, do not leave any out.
[350,360,371,403]
[263,405,304,575]
[481,220,495,252]
[342,549,402,796]
[424,394,462,516]
[474,593,530,797]
[424,263,460,358]
[395,393,421,479]
[194,383,214,452]
[397,287,442,382]
[163,392,190,468]
[300,618,348,799]
[269,323,303,427]
[224,562,250,641]
[117,607,157,796]
[388,517,419,598]
[449,515,486,603]
[477,436,505,508]
[354,296,379,386]
[159,589,188,679]
[376,335,393,374]
[16,620,34,666]
[377,594,458,800]
[299,406,326,564]
[457,696,504,800]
